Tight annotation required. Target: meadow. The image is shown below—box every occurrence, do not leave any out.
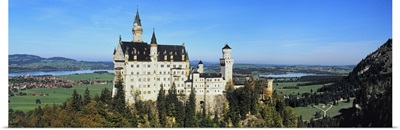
[274,82,331,96]
[273,81,352,121]
[293,98,354,121]
[8,73,113,112]
[61,73,114,81]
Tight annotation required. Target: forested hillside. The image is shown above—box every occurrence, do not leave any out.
[317,39,392,127]
[9,54,113,73]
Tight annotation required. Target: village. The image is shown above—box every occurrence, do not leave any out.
[8,74,109,96]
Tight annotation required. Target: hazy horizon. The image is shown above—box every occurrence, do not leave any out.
[9,0,392,65]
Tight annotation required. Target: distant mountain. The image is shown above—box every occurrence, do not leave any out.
[9,54,45,65]
[8,54,113,73]
[45,57,77,62]
[9,54,78,65]
[321,39,392,127]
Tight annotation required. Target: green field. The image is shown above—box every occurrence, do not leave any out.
[274,82,331,96]
[61,73,114,81]
[9,73,114,112]
[293,99,354,121]
[273,81,352,121]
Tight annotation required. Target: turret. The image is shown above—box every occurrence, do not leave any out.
[197,60,204,73]
[220,44,234,82]
[132,9,143,42]
[222,44,232,59]
[150,29,158,61]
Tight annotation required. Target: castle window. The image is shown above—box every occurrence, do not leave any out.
[131,79,133,82]
[147,72,150,74]
[179,65,182,68]
[137,65,139,67]
[144,91,146,94]
[173,65,176,68]
[139,91,141,94]
[161,65,164,67]
[148,85,150,88]
[167,65,170,68]
[147,78,150,81]
[137,72,139,75]
[138,78,141,81]
[148,65,150,68]
[131,85,133,88]
[131,72,133,75]
[131,65,133,68]
[148,91,151,94]
[207,90,209,93]
[157,78,160,81]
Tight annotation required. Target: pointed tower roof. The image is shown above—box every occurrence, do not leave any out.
[198,60,203,64]
[150,29,157,44]
[134,8,142,26]
[222,44,231,49]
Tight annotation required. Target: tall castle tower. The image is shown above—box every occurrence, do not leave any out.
[150,30,158,61]
[220,44,234,82]
[132,9,143,42]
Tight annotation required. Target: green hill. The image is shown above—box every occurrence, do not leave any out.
[319,39,392,127]
[8,54,113,73]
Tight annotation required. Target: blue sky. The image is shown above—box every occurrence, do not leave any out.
[8,0,392,65]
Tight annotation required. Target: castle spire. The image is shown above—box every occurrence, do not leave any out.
[132,7,143,42]
[134,8,141,26]
[150,28,157,44]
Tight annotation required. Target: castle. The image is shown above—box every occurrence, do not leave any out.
[112,9,234,111]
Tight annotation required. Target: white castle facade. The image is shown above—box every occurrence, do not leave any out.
[112,9,234,109]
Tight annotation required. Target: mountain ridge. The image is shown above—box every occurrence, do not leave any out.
[8,54,113,73]
[318,39,392,127]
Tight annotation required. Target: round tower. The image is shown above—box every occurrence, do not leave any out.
[264,78,274,98]
[220,44,234,82]
[197,60,204,73]
[132,9,143,42]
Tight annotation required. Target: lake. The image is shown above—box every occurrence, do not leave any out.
[260,73,328,78]
[8,70,114,77]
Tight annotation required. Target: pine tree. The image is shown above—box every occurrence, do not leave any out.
[112,80,126,112]
[83,87,91,105]
[71,89,81,111]
[166,82,178,116]
[184,86,196,127]
[157,84,167,127]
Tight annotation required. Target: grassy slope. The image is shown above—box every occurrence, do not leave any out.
[274,82,331,96]
[294,99,353,121]
[61,73,114,81]
[9,73,113,112]
[274,81,349,121]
